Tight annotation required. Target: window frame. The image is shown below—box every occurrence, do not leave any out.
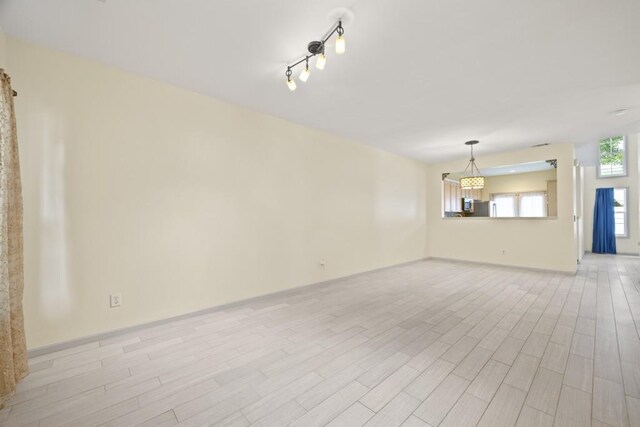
[490,191,548,218]
[613,187,629,238]
[518,191,548,218]
[491,193,518,217]
[597,136,627,179]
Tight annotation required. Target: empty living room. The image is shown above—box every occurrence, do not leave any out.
[0,1,639,426]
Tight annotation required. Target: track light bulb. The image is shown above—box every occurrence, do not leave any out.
[287,78,297,91]
[299,66,310,82]
[316,53,326,70]
[335,35,345,55]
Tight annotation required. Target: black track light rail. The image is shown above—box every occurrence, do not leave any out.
[286,20,344,73]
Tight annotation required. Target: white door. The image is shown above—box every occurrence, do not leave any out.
[573,164,584,263]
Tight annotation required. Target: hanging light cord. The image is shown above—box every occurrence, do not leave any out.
[462,144,481,177]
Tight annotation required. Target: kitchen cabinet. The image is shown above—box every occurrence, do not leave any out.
[444,180,451,212]
[443,179,482,213]
[461,188,482,200]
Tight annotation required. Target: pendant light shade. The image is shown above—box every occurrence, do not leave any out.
[299,57,311,82]
[315,53,327,70]
[299,66,310,82]
[459,176,485,190]
[335,35,345,54]
[460,140,485,190]
[286,68,296,91]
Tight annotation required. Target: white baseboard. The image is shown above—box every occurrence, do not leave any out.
[428,256,576,275]
[28,257,429,357]
[584,250,639,256]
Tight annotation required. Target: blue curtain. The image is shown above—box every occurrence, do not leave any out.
[592,188,617,254]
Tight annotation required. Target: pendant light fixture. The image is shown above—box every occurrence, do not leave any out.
[460,140,485,190]
[285,19,346,90]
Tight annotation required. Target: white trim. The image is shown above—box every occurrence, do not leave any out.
[428,256,576,275]
[613,186,629,238]
[596,135,628,179]
[28,257,429,357]
[585,251,639,257]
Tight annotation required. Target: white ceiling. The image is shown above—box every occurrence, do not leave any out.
[1,0,639,163]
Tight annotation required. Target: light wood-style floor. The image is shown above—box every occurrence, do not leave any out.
[1,254,639,427]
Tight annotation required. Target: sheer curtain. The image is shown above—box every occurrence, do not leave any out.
[492,194,517,217]
[520,192,547,217]
[0,69,28,407]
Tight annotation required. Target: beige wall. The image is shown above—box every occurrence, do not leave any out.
[427,143,577,273]
[0,27,6,68]
[582,134,639,255]
[7,38,428,349]
[481,169,557,202]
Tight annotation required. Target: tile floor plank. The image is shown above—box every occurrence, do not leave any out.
[525,367,563,416]
[363,391,420,427]
[326,402,375,427]
[554,385,592,427]
[439,393,488,427]
[516,405,554,427]
[412,374,470,426]
[1,254,637,427]
[477,383,527,427]
[504,353,541,392]
[592,376,629,427]
[360,365,419,412]
[290,381,369,427]
[466,359,510,402]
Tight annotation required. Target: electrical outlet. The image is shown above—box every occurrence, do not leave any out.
[110,293,122,308]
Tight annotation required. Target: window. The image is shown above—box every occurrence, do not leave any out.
[598,136,626,178]
[493,194,517,217]
[519,192,547,217]
[491,192,547,217]
[613,188,628,237]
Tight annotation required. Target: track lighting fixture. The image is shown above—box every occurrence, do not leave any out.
[285,19,346,90]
